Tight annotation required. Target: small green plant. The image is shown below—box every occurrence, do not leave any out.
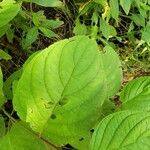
[0,0,64,52]
[0,35,150,149]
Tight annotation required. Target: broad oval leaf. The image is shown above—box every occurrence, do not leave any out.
[91,111,150,150]
[0,1,21,28]
[120,76,150,111]
[100,46,122,97]
[13,36,107,148]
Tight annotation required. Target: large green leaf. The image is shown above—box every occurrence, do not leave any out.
[0,0,21,28]
[120,76,150,111]
[13,36,107,148]
[100,46,122,97]
[0,123,52,150]
[91,111,150,150]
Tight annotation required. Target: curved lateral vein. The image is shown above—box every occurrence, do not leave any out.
[119,115,150,147]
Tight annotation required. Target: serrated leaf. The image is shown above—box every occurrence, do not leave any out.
[91,111,150,150]
[120,0,133,15]
[22,27,39,50]
[120,76,150,111]
[100,46,122,97]
[0,123,51,150]
[13,36,107,148]
[23,0,63,7]
[0,1,21,28]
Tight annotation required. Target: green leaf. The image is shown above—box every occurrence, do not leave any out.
[23,0,63,7]
[120,136,150,150]
[131,14,145,27]
[109,0,119,22]
[142,25,150,44]
[91,111,150,150]
[13,36,107,148]
[0,116,5,138]
[6,26,14,43]
[120,77,150,111]
[3,69,22,100]
[0,67,5,107]
[128,21,134,33]
[0,123,52,149]
[32,11,46,27]
[73,19,87,35]
[13,12,29,31]
[0,24,10,38]
[100,18,117,40]
[0,49,12,60]
[0,0,21,28]
[39,27,58,38]
[100,46,122,97]
[41,19,64,29]
[101,100,115,117]
[22,27,39,50]
[120,0,133,15]
[94,0,107,6]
